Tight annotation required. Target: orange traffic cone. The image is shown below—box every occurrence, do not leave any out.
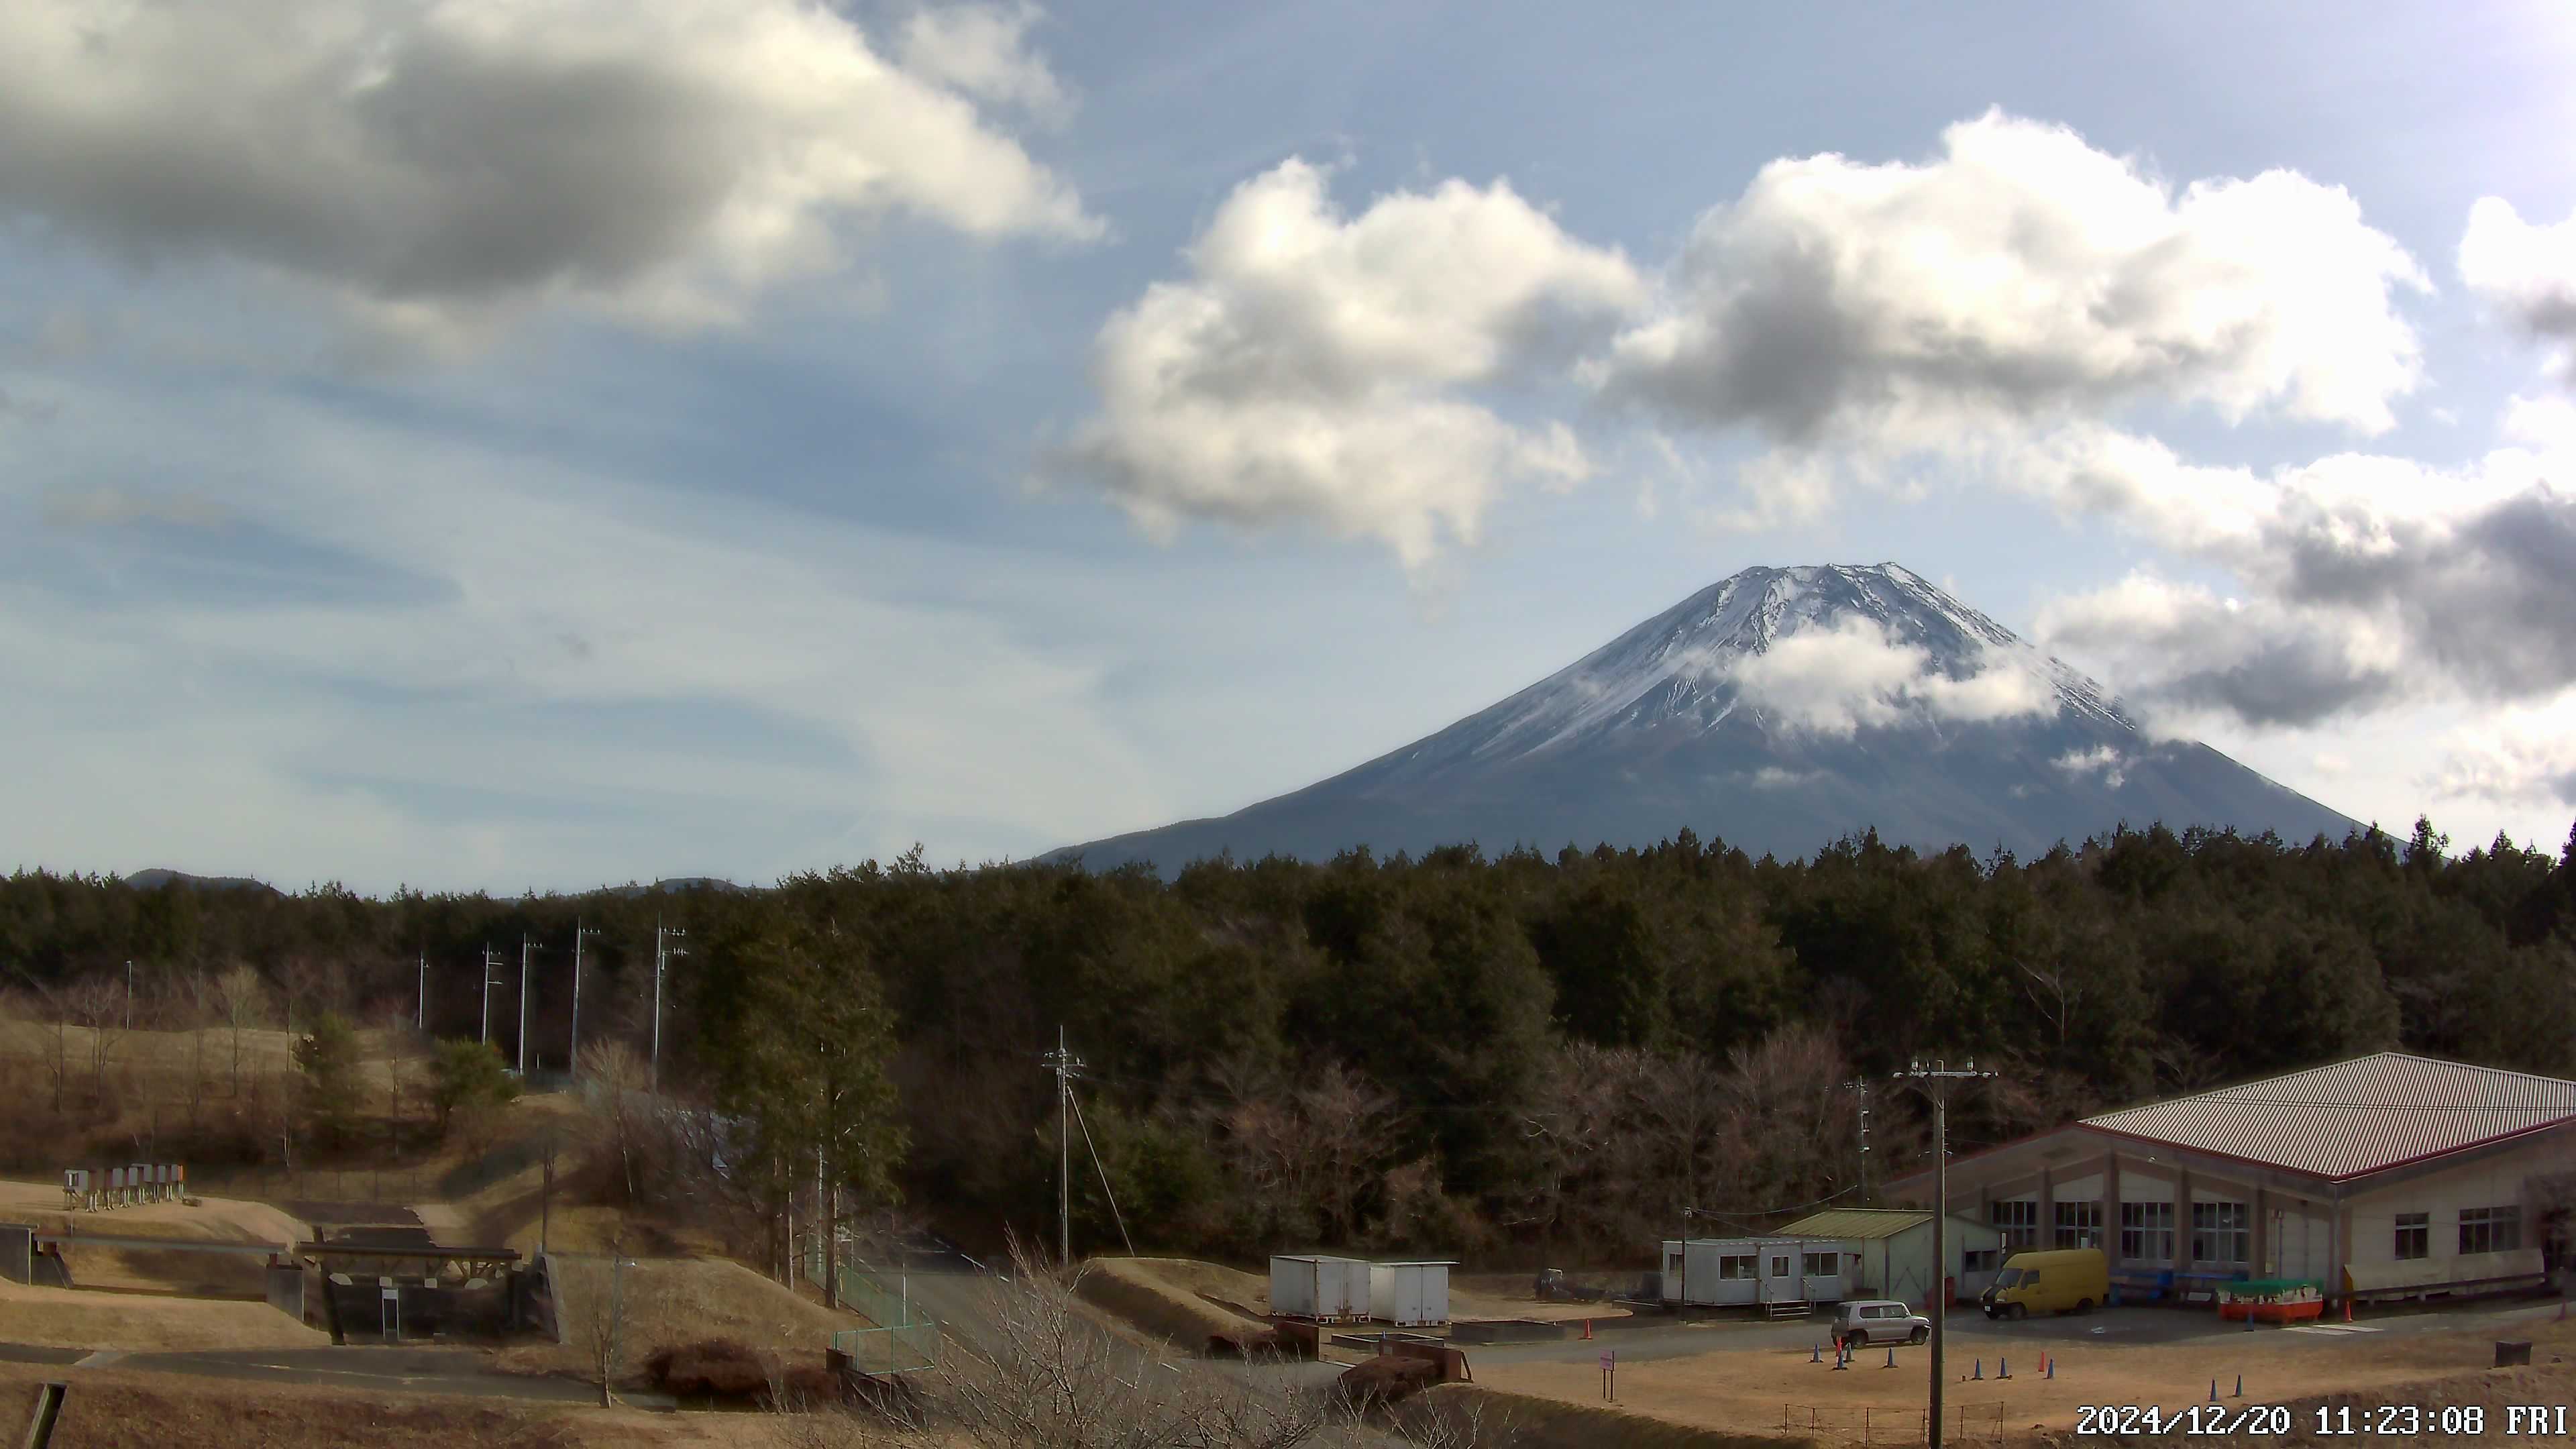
[1581,1319,1593,1340]
[2342,1297,2353,1324]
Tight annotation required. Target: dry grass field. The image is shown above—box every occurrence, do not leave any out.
[496,1255,868,1381]
[0,1279,328,1351]
[0,1362,820,1449]
[1477,1311,2576,1444]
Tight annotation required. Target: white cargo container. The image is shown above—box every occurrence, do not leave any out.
[1367,1260,1454,1327]
[1270,1254,1369,1321]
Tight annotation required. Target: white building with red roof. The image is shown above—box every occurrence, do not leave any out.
[1882,1053,2576,1307]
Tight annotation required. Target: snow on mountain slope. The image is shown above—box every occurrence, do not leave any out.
[1055,564,2360,873]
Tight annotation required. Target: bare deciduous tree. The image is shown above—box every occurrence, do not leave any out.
[212,963,267,1097]
[581,1240,635,1407]
[764,1238,1511,1449]
[62,974,124,1110]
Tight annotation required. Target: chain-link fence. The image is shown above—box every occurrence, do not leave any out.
[1776,1400,2010,1446]
[810,1255,941,1375]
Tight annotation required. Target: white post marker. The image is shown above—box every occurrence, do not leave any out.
[1601,1348,1615,1402]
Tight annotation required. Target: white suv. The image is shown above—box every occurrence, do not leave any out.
[1833,1299,1930,1348]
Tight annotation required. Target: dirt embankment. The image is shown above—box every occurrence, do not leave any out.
[496,1255,866,1381]
[1074,1256,1635,1352]
[0,1361,805,1448]
[0,1279,328,1352]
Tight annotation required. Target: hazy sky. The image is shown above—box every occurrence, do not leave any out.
[6,1,2576,893]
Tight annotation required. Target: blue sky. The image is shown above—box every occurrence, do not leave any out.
[5,0,2576,892]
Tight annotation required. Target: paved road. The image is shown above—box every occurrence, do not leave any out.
[0,1340,676,1409]
[866,1240,1343,1392]
[1464,1296,2576,1368]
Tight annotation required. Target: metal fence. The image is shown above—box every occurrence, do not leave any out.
[809,1254,941,1375]
[1776,1401,2010,1446]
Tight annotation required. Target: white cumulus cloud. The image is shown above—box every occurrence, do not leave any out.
[2051,744,2127,789]
[896,1,1074,127]
[0,0,1098,347]
[1717,614,2055,737]
[1058,158,1645,569]
[2461,197,2576,372]
[1595,109,2428,449]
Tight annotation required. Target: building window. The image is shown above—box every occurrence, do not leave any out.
[1962,1248,2000,1273]
[1717,1254,1755,1280]
[1803,1252,1839,1277]
[2121,1201,2176,1263]
[1667,1252,1685,1277]
[2394,1213,2428,1261]
[1770,1256,1791,1279]
[1990,1199,2039,1250]
[2054,1200,2103,1249]
[2461,1206,2522,1255]
[2190,1202,2249,1265]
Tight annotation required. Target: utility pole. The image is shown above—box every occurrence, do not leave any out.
[125,959,134,1028]
[1894,1059,1996,1449]
[479,947,507,1046]
[569,920,600,1080]
[1843,1078,1874,1205]
[1678,1206,1691,1313]
[416,949,427,1033]
[517,936,537,1077]
[1043,1028,1084,1269]
[649,920,686,1095]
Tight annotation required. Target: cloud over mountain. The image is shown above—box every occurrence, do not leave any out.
[0,0,1097,347]
[1716,613,2053,737]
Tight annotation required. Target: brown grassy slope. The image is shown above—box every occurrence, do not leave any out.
[0,1279,327,1352]
[0,1180,309,1297]
[1075,1258,1273,1349]
[0,1362,805,1448]
[498,1256,867,1379]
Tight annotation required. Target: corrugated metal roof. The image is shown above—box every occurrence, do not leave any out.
[2081,1053,2576,1180]
[1778,1210,1931,1240]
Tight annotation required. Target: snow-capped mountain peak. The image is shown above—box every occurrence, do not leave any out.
[1442,564,2124,768]
[1053,561,2356,875]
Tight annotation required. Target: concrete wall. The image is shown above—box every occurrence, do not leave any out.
[2346,1144,2553,1294]
[0,1226,28,1285]
[264,1264,305,1320]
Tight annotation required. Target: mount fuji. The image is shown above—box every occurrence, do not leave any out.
[1055,564,2360,873]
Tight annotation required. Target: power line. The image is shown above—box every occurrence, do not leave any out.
[1894,1057,1997,1449]
[1067,1089,1135,1257]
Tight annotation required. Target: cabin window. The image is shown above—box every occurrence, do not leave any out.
[2054,1200,2103,1249]
[2394,1213,2428,1261]
[1803,1252,1838,1277]
[1990,1199,2039,1250]
[2460,1206,2522,1255]
[2190,1202,2249,1265]
[2121,1201,2175,1263]
[1717,1254,1756,1280]
[1771,1255,1791,1279]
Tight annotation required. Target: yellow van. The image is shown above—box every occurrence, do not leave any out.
[1979,1248,2110,1319]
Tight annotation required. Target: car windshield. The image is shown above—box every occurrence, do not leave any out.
[1993,1269,2026,1288]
